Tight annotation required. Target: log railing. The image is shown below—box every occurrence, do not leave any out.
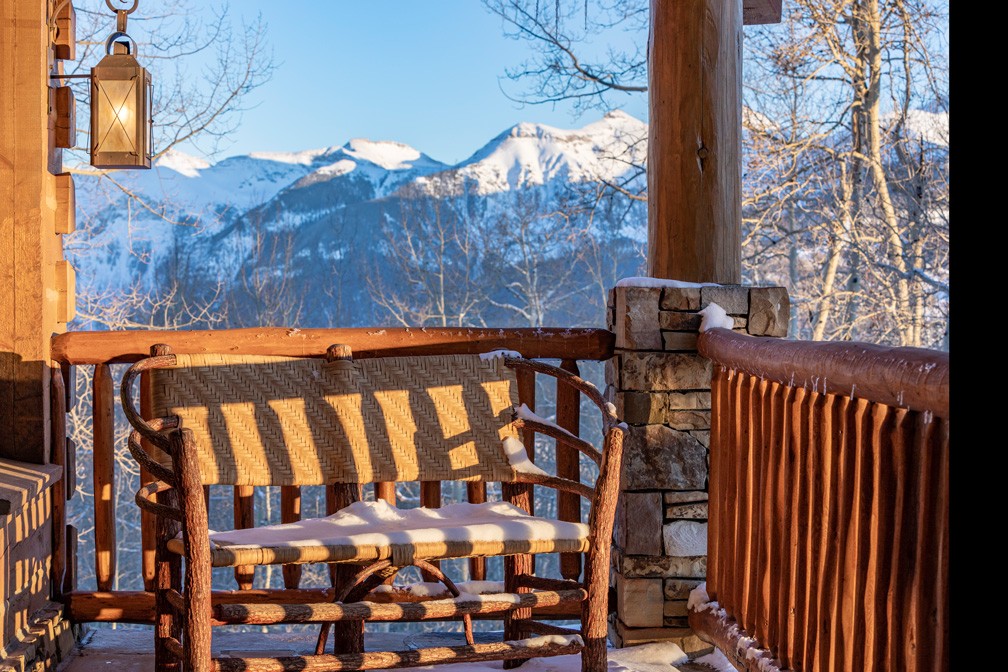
[49,327,615,624]
[692,328,949,672]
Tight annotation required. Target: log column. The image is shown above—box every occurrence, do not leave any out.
[1,0,76,464]
[647,0,743,283]
[1,0,79,667]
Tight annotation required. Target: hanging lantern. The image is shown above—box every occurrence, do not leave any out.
[89,1,152,169]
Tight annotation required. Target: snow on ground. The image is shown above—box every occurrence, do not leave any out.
[694,649,736,672]
[364,637,689,672]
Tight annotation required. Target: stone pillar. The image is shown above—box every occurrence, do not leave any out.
[605,282,789,652]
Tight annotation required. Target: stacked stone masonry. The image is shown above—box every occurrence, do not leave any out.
[0,459,78,672]
[604,283,789,653]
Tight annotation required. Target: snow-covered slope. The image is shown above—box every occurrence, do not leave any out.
[421,110,647,194]
[67,112,649,308]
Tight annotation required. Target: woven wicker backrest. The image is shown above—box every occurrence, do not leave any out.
[149,353,522,486]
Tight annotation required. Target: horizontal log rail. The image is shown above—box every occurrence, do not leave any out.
[65,588,586,625]
[694,329,949,672]
[50,326,614,625]
[51,327,615,364]
[697,327,949,415]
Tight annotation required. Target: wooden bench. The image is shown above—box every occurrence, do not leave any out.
[121,344,625,672]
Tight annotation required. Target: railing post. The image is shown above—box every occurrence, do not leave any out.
[605,281,789,653]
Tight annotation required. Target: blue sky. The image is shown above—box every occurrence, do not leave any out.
[206,1,648,164]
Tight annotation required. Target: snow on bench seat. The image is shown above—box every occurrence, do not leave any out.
[168,499,590,568]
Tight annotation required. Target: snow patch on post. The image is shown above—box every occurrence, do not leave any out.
[698,303,734,332]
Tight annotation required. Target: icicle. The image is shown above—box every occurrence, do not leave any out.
[535,0,539,18]
[584,0,588,30]
[555,0,559,33]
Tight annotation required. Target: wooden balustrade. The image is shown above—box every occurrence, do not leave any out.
[50,327,614,624]
[694,329,949,672]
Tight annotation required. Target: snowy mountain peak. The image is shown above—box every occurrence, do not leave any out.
[341,138,428,170]
[438,112,647,194]
[155,149,211,178]
[247,147,340,165]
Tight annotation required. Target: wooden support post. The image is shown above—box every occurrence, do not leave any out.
[93,363,117,592]
[280,486,302,589]
[0,0,64,464]
[556,359,582,581]
[647,0,743,283]
[233,486,255,590]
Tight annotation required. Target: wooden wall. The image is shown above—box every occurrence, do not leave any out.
[0,0,76,465]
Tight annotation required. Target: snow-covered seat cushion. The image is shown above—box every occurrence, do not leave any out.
[167,499,590,568]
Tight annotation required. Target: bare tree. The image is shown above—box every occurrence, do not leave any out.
[483,0,949,348]
[369,178,488,328]
[63,1,274,236]
[743,0,949,346]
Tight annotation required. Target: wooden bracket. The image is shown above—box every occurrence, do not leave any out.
[53,86,76,149]
[53,1,77,61]
[55,172,76,234]
[65,437,76,500]
[742,0,782,24]
[55,260,76,324]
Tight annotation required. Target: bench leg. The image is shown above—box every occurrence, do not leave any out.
[154,521,181,671]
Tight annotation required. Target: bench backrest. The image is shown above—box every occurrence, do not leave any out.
[149,353,522,486]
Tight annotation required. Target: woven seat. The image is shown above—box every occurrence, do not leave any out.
[167,500,591,567]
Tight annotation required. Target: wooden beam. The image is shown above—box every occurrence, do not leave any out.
[51,327,616,365]
[0,0,63,463]
[647,0,743,283]
[742,0,782,25]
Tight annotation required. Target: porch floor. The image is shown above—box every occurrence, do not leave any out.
[57,627,725,672]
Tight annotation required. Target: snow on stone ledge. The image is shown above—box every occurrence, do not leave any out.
[615,276,719,288]
[699,303,734,332]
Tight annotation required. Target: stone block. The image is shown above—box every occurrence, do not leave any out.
[666,502,709,520]
[733,316,748,329]
[619,492,664,556]
[664,490,709,504]
[700,285,749,315]
[616,392,711,425]
[616,575,664,628]
[660,286,702,311]
[664,521,708,557]
[663,600,689,618]
[622,425,707,491]
[666,410,711,431]
[664,578,704,600]
[748,286,790,337]
[692,430,710,448]
[620,353,711,392]
[611,619,714,656]
[661,332,699,351]
[618,554,707,579]
[659,311,702,331]
[614,286,663,350]
[663,616,690,628]
[605,356,618,387]
[666,392,711,410]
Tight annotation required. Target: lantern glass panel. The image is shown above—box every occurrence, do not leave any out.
[95,77,138,153]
